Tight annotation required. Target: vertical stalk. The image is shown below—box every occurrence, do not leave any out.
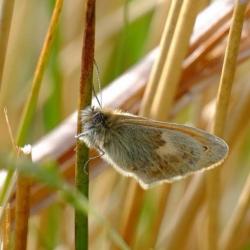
[206,1,247,249]
[164,174,205,249]
[117,1,184,247]
[141,0,183,115]
[0,0,64,206]
[0,0,15,89]
[14,147,32,250]
[1,204,11,250]
[150,0,204,120]
[220,173,250,250]
[75,0,95,249]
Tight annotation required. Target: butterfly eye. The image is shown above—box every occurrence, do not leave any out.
[93,112,105,126]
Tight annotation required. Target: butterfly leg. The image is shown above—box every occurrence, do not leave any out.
[83,147,105,174]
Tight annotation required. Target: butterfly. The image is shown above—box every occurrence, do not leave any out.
[77,106,228,189]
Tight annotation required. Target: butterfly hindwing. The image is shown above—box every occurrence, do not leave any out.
[101,117,228,188]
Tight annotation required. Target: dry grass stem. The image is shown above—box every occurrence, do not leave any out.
[189,2,233,53]
[146,0,207,247]
[2,0,250,249]
[150,0,205,120]
[1,204,11,250]
[220,172,250,250]
[8,0,250,222]
[16,0,64,145]
[206,1,248,249]
[148,186,171,247]
[225,85,250,146]
[14,147,32,250]
[4,108,17,153]
[0,0,63,213]
[158,174,205,249]
[0,0,15,89]
[116,181,144,247]
[140,0,183,115]
[158,76,250,249]
[117,0,184,245]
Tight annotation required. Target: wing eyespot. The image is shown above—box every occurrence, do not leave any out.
[202,145,209,151]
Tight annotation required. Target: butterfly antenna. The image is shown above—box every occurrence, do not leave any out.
[92,83,101,108]
[93,59,102,108]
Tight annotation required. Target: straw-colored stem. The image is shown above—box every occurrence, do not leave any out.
[159,174,205,250]
[225,87,250,146]
[4,108,17,152]
[211,0,247,138]
[117,181,144,247]
[140,0,183,115]
[14,151,32,250]
[1,204,11,250]
[117,1,184,245]
[150,0,203,120]
[0,0,15,89]
[159,82,250,250]
[75,0,95,249]
[148,185,171,248]
[16,0,63,146]
[147,0,206,247]
[206,1,247,249]
[2,109,31,250]
[220,173,250,250]
[0,0,63,205]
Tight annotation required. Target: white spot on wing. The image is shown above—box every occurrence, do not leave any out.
[155,132,178,156]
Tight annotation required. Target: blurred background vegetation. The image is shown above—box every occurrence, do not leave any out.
[1,0,250,249]
[0,0,161,145]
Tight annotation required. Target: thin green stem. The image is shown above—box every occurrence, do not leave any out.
[0,0,63,205]
[0,155,129,250]
[75,0,95,249]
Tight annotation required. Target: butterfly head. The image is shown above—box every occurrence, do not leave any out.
[81,106,108,132]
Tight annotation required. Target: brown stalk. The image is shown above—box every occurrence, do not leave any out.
[189,1,233,53]
[75,0,95,249]
[1,108,16,249]
[14,148,32,250]
[183,20,230,71]
[1,204,11,250]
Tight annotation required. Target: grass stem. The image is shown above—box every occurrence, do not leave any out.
[0,0,63,207]
[0,0,15,89]
[75,0,95,249]
[206,1,247,249]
